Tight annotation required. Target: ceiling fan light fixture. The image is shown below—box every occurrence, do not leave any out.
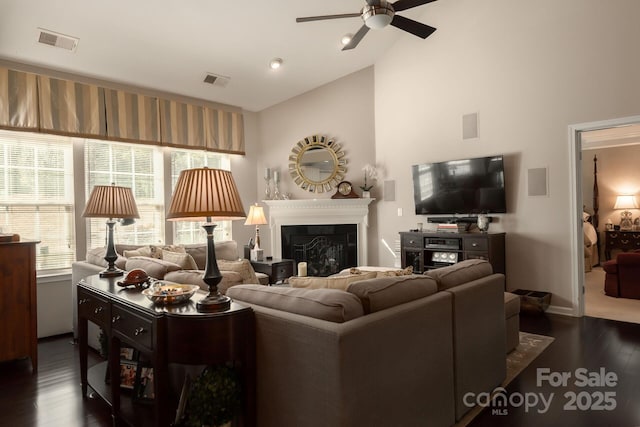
[362,1,395,29]
[341,34,353,45]
[269,58,283,70]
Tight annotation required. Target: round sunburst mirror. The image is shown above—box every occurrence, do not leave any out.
[288,135,347,193]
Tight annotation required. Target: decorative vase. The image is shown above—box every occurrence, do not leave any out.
[477,214,490,232]
[362,190,370,198]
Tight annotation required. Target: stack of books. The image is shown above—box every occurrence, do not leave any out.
[437,223,459,233]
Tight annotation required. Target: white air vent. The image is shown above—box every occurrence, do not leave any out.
[203,73,230,87]
[37,28,79,52]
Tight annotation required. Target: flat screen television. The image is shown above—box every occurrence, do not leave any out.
[412,155,506,215]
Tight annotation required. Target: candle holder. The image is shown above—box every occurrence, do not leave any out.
[273,172,282,200]
[264,177,272,200]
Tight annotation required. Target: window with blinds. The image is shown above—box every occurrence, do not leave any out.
[170,149,232,244]
[85,140,164,248]
[0,130,75,270]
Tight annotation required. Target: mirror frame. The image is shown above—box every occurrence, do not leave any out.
[288,135,347,193]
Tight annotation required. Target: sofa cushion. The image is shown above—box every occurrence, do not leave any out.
[227,285,364,323]
[217,258,259,284]
[288,271,378,290]
[426,259,493,290]
[162,250,199,270]
[149,244,185,259]
[164,269,244,294]
[86,247,127,270]
[125,256,182,279]
[347,275,438,313]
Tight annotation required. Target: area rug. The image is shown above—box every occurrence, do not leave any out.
[453,331,555,427]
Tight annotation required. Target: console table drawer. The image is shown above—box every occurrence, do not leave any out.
[402,234,422,249]
[464,237,488,252]
[111,305,154,350]
[78,290,111,329]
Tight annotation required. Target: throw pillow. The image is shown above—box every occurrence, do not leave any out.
[149,244,186,259]
[227,285,364,323]
[217,259,259,284]
[288,271,377,290]
[123,246,152,258]
[162,250,199,270]
[86,247,127,269]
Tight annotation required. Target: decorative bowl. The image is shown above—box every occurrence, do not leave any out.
[142,284,200,305]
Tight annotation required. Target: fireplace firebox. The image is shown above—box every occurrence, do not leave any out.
[282,224,357,277]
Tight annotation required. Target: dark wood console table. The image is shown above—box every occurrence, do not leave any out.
[604,230,640,260]
[77,275,255,427]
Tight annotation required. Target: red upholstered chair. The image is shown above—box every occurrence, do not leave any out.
[602,250,640,299]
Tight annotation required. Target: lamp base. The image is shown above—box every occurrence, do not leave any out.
[99,266,125,278]
[196,293,232,312]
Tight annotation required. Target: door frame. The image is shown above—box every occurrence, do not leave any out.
[568,115,640,316]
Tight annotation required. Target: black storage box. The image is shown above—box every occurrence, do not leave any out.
[512,289,551,314]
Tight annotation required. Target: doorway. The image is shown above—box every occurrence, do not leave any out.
[569,115,640,320]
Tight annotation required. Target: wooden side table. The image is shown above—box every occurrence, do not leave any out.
[77,274,256,427]
[250,259,295,284]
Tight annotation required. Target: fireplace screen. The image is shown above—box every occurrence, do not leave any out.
[282,224,357,277]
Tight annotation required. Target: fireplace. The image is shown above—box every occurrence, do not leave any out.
[282,224,357,276]
[264,198,374,268]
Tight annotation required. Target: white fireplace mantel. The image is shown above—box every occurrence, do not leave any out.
[264,198,374,266]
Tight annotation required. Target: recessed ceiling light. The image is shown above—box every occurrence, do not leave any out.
[269,58,283,70]
[341,34,353,46]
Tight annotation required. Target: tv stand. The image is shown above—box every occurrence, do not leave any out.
[399,231,505,275]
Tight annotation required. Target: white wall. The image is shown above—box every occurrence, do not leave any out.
[37,276,73,338]
[256,67,377,262]
[374,0,640,311]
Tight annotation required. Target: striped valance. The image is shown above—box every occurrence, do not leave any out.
[0,68,38,130]
[0,65,245,155]
[160,99,245,154]
[105,89,160,143]
[38,75,106,137]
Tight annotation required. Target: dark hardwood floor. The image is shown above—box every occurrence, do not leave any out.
[470,314,640,427]
[1,314,639,426]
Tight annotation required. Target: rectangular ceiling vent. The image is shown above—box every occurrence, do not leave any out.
[37,28,79,52]
[203,73,230,88]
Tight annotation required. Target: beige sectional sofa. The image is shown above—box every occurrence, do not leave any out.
[227,259,508,427]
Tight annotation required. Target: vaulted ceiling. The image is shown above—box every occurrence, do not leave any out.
[0,0,439,111]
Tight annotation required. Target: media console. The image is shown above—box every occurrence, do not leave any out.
[399,231,505,275]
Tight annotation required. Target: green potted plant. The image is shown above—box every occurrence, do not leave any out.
[182,364,242,427]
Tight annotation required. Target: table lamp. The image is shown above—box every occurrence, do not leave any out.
[614,195,637,231]
[82,184,139,278]
[244,203,268,261]
[167,167,246,312]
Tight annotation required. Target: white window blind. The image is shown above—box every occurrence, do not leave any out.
[0,130,75,270]
[85,140,164,249]
[170,149,232,244]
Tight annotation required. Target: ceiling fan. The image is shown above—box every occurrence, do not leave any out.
[296,0,438,51]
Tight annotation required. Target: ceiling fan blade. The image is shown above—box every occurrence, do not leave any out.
[392,0,437,12]
[390,15,436,38]
[296,13,361,23]
[342,25,370,51]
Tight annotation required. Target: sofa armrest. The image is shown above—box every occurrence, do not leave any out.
[444,273,506,421]
[234,292,456,427]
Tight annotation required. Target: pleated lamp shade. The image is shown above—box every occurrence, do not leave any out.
[82,185,140,219]
[167,168,246,221]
